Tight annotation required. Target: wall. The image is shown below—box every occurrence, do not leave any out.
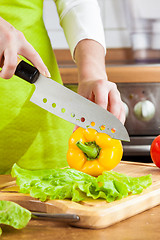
[43,0,131,49]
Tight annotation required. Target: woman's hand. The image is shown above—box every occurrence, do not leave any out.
[77,78,125,124]
[0,17,50,79]
[74,39,125,124]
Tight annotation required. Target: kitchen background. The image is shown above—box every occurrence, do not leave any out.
[43,0,130,49]
[43,0,160,56]
[43,0,160,162]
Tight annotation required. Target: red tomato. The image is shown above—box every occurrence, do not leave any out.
[150,135,160,168]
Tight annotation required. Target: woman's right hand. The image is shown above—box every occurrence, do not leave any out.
[0,17,50,79]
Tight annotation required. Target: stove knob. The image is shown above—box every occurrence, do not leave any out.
[134,100,155,121]
[123,102,129,118]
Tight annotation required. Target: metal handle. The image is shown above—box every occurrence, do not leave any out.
[31,212,80,223]
[123,145,151,155]
[15,59,40,84]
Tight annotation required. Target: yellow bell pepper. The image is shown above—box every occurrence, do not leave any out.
[67,127,123,177]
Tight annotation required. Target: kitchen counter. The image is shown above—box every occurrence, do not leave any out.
[59,64,160,84]
[1,205,160,240]
[55,49,160,84]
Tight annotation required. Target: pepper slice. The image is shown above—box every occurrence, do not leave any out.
[67,127,123,177]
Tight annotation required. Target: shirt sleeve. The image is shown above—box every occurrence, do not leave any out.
[54,0,106,59]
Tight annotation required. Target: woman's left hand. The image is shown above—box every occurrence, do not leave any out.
[77,77,125,124]
[74,39,125,125]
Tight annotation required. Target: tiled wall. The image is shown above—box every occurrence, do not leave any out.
[43,0,131,49]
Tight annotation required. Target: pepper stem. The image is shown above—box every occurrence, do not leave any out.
[76,141,101,160]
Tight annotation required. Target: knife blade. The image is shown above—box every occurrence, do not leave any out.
[15,60,130,142]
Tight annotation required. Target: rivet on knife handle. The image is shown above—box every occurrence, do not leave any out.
[15,58,40,83]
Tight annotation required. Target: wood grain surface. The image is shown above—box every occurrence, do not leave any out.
[0,162,160,230]
[1,205,160,240]
[60,65,160,84]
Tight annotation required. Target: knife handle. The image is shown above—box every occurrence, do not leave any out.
[31,212,80,223]
[15,58,40,84]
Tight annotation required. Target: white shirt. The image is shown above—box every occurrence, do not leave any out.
[54,0,106,59]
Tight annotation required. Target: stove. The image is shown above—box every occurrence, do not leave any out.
[118,82,160,162]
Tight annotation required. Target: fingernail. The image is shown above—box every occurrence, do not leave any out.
[43,70,51,78]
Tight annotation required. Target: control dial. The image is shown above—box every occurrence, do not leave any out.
[134,100,155,121]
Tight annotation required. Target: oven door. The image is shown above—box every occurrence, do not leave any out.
[117,82,160,162]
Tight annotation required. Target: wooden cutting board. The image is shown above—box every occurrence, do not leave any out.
[0,161,160,229]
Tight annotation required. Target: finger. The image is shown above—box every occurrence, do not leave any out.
[108,87,122,118]
[19,38,51,78]
[118,105,126,124]
[93,81,108,109]
[77,84,92,100]
[89,91,95,102]
[0,48,17,79]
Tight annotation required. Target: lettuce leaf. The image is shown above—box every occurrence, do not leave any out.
[0,200,31,235]
[11,163,152,203]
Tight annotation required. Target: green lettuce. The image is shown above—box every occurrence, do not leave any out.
[0,200,31,235]
[11,163,152,203]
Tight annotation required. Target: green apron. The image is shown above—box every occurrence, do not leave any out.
[0,0,74,174]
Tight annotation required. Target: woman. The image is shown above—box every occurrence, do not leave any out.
[0,0,125,174]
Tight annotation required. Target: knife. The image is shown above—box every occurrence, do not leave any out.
[14,59,130,142]
[31,212,80,223]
